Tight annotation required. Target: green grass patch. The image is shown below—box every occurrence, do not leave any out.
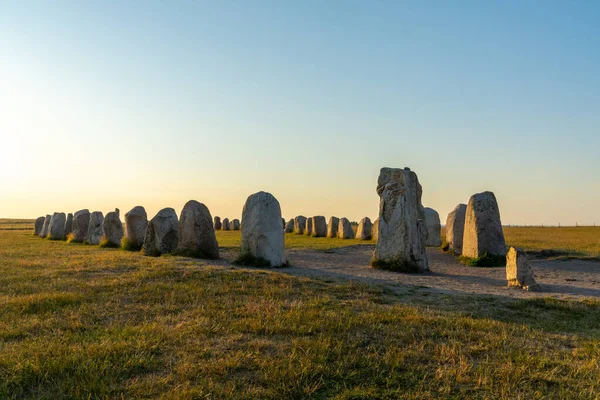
[459,251,506,267]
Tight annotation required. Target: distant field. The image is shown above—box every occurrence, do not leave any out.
[0,230,599,399]
[0,219,35,231]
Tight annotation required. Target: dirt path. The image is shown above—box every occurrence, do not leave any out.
[219,245,600,300]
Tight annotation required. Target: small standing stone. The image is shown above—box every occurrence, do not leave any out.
[214,216,222,230]
[285,218,295,233]
[64,213,73,236]
[462,191,506,259]
[40,215,52,238]
[445,204,467,254]
[337,218,355,239]
[356,217,372,240]
[101,211,124,247]
[71,209,90,243]
[311,216,327,237]
[305,217,313,236]
[48,212,66,240]
[424,208,442,247]
[327,217,339,238]
[143,208,179,256]
[86,212,104,245]
[506,247,540,291]
[124,206,147,249]
[33,217,45,236]
[222,218,231,231]
[294,216,307,234]
[231,219,241,230]
[178,200,219,259]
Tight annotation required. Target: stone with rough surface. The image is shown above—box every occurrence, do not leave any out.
[214,216,222,231]
[445,204,467,254]
[240,191,285,267]
[285,218,295,233]
[34,217,45,236]
[124,206,147,248]
[222,218,230,231]
[40,215,52,238]
[178,200,219,259]
[102,211,123,247]
[356,217,373,240]
[462,191,506,259]
[327,217,339,238]
[506,247,540,291]
[48,212,66,240]
[305,217,313,236]
[372,167,428,272]
[311,216,327,237]
[372,218,379,242]
[86,212,104,245]
[337,218,355,239]
[64,213,73,236]
[424,208,442,247]
[143,208,179,256]
[71,210,90,242]
[294,216,307,234]
[231,219,240,230]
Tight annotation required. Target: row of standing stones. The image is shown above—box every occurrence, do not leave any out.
[32,167,537,289]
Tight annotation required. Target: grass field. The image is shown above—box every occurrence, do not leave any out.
[1,230,600,399]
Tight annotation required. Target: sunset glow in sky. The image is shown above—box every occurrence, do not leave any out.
[1,1,599,225]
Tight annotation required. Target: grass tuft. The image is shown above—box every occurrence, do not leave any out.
[99,237,121,249]
[459,251,506,267]
[66,233,83,244]
[121,236,142,252]
[370,258,422,273]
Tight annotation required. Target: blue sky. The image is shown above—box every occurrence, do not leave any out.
[1,1,599,225]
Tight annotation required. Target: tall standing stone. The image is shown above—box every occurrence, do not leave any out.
[424,208,442,247]
[86,212,104,245]
[294,216,307,234]
[178,200,219,259]
[445,204,467,254]
[40,214,52,238]
[71,209,90,243]
[143,208,179,256]
[337,217,355,239]
[285,218,295,233]
[214,216,222,231]
[33,217,45,236]
[356,217,373,240]
[231,219,241,230]
[462,191,506,259]
[305,217,313,236]
[101,211,123,247]
[124,206,147,249]
[222,218,231,231]
[240,191,285,267]
[311,216,327,237]
[48,212,66,240]
[506,247,540,291]
[372,218,379,242]
[64,213,73,236]
[326,217,339,238]
[372,167,428,272]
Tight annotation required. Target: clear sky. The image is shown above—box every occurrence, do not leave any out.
[1,1,599,225]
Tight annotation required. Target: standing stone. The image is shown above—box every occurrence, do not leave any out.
[231,219,241,230]
[214,216,222,231]
[424,208,442,247]
[240,191,285,267]
[33,217,45,236]
[143,208,179,256]
[506,247,540,291]
[101,211,123,247]
[124,206,147,249]
[372,167,428,272]
[446,204,467,254]
[294,216,307,234]
[48,212,66,240]
[311,216,327,237]
[178,200,219,259]
[64,213,73,236]
[86,212,104,245]
[356,217,373,240]
[40,214,52,238]
[71,209,90,243]
[337,217,355,239]
[326,217,339,238]
[285,218,295,233]
[305,217,313,236]
[462,191,506,259]
[222,218,231,231]
[372,218,379,242]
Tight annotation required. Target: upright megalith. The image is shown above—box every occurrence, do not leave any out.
[101,211,123,247]
[124,206,147,250]
[64,213,73,236]
[285,218,295,233]
[48,212,66,240]
[337,217,355,239]
[372,218,380,242]
[294,216,307,234]
[326,217,339,238]
[424,208,442,247]
[305,217,313,236]
[33,217,45,236]
[143,208,179,256]
[71,209,90,243]
[86,212,104,245]
[40,215,52,238]
[222,218,231,231]
[311,216,327,237]
[238,191,286,267]
[214,216,222,231]
[372,167,428,272]
[356,217,373,240]
[445,204,467,254]
[506,247,540,291]
[231,219,241,230]
[462,191,506,260]
[178,200,219,259]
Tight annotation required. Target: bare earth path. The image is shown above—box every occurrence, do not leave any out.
[220,245,600,300]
